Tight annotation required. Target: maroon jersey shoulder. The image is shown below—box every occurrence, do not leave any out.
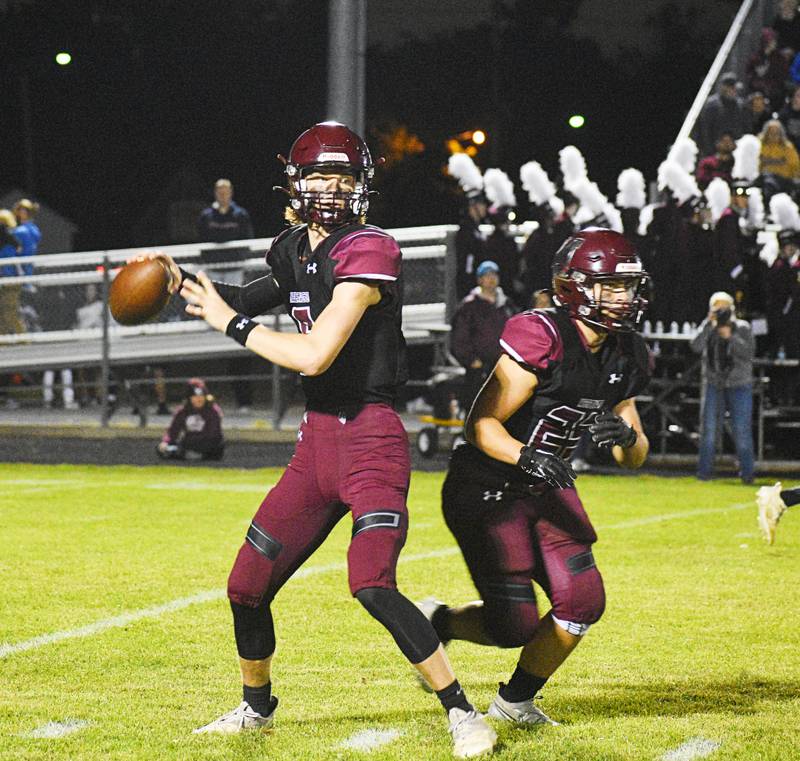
[499,310,563,371]
[329,226,401,282]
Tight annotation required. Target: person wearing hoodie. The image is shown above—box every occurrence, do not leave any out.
[156,378,225,460]
[450,260,516,411]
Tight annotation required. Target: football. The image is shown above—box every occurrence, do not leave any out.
[109,258,171,325]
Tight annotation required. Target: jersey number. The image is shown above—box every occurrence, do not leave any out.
[291,306,315,334]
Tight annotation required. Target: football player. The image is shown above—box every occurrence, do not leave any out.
[154,122,495,758]
[420,228,651,725]
[757,483,797,544]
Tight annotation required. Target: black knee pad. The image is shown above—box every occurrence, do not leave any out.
[482,580,539,648]
[230,599,275,661]
[355,587,440,664]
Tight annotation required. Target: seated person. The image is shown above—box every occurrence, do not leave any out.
[157,378,224,460]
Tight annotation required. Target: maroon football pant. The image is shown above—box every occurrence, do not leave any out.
[228,404,410,608]
[441,467,605,647]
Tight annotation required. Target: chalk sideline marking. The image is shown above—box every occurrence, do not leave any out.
[661,737,721,761]
[0,547,458,660]
[338,728,403,751]
[600,502,751,531]
[0,498,754,659]
[23,719,90,739]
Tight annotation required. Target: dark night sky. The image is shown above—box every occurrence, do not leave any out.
[0,0,740,251]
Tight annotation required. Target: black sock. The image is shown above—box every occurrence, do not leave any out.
[781,487,800,508]
[499,666,548,703]
[431,605,452,645]
[436,679,473,714]
[243,682,272,716]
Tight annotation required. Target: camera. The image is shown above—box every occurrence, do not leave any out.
[714,307,732,326]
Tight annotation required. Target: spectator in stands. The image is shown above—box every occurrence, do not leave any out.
[773,0,800,56]
[454,189,489,300]
[75,283,105,407]
[694,72,748,157]
[11,199,41,277]
[746,91,773,135]
[747,28,789,106]
[779,85,800,149]
[40,286,78,410]
[156,377,224,461]
[198,179,255,413]
[0,208,23,337]
[691,292,755,484]
[696,132,736,189]
[760,120,800,202]
[197,179,253,244]
[450,260,515,413]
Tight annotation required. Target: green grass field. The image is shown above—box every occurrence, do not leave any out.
[1,463,798,760]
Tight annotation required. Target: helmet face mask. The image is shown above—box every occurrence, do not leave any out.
[284,122,374,229]
[552,228,649,332]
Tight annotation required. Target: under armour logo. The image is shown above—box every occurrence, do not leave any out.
[235,318,249,330]
[306,262,318,274]
[608,373,623,384]
[297,430,303,442]
[483,490,503,502]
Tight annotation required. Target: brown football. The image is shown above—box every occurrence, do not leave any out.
[109,258,171,325]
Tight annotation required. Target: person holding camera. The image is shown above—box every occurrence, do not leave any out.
[691,292,755,483]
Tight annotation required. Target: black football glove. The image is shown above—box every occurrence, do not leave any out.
[589,411,638,449]
[517,445,577,490]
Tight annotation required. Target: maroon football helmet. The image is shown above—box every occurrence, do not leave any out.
[552,227,649,332]
[283,121,374,228]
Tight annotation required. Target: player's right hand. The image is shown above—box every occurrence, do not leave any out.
[516,445,576,490]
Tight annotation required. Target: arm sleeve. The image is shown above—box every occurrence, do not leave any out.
[240,210,254,239]
[179,267,283,317]
[690,320,713,354]
[329,229,401,282]
[163,408,187,444]
[498,312,560,372]
[730,322,755,362]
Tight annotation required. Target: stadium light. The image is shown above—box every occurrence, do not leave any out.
[472,129,486,145]
[568,114,585,129]
[55,52,72,66]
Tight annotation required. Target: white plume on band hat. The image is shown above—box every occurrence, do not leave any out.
[447,152,484,195]
[705,177,731,223]
[558,145,587,192]
[666,137,699,173]
[616,168,646,209]
[732,134,761,183]
[483,168,516,209]
[519,160,564,216]
[657,159,700,204]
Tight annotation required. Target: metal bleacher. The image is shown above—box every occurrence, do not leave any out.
[0,225,462,426]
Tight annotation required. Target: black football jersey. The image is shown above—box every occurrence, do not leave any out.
[454,307,651,480]
[263,222,407,410]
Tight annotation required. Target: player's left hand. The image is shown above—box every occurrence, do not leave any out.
[589,411,638,449]
[181,272,236,332]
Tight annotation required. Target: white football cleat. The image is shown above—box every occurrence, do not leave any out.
[757,482,787,545]
[448,707,497,758]
[488,693,558,725]
[193,698,278,734]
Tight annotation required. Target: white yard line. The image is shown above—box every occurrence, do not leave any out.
[661,737,721,761]
[338,728,403,751]
[23,719,90,738]
[600,502,752,531]
[0,494,754,659]
[0,547,458,660]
